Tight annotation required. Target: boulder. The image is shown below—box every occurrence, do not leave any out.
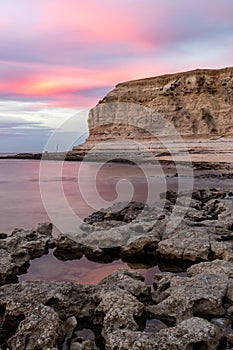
[0,223,54,286]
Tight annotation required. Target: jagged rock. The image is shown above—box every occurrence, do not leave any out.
[212,199,233,230]
[192,188,226,203]
[148,272,228,323]
[2,188,233,348]
[157,220,233,262]
[54,212,162,262]
[84,227,129,250]
[84,201,146,225]
[105,318,220,350]
[0,267,229,349]
[151,272,175,305]
[0,222,54,286]
[156,317,221,350]
[55,189,233,264]
[185,207,211,221]
[99,269,151,300]
[70,339,94,350]
[6,303,64,350]
[187,259,233,277]
[157,225,212,261]
[0,270,151,349]
[227,332,233,347]
[211,318,231,330]
[0,281,99,349]
[96,289,144,333]
[64,316,78,343]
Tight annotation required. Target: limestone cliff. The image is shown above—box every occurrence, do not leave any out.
[74,67,233,154]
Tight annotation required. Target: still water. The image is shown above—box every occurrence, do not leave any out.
[1,158,229,284]
[0,159,154,233]
[0,159,166,284]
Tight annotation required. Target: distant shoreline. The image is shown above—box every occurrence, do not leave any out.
[0,152,138,163]
[0,152,232,172]
[0,152,152,163]
[0,152,83,161]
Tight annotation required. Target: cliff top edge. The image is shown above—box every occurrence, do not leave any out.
[115,66,233,88]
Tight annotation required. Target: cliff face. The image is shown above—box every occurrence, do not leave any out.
[74,67,233,152]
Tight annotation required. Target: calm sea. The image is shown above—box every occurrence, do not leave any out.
[0,159,165,284]
[0,159,156,233]
[1,158,230,284]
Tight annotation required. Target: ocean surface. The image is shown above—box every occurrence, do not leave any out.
[1,158,232,284]
[0,159,159,233]
[0,159,167,284]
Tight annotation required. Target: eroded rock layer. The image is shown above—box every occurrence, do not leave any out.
[74,67,233,161]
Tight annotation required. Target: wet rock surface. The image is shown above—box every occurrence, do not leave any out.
[55,188,233,264]
[0,222,54,286]
[2,189,233,348]
[83,201,146,226]
[0,268,228,350]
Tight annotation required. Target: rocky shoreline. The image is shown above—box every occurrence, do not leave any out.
[0,152,84,161]
[1,188,233,349]
[1,152,233,174]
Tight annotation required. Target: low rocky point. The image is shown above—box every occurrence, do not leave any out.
[1,189,233,349]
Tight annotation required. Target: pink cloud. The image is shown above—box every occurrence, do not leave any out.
[38,1,148,47]
[0,0,232,109]
[0,59,170,107]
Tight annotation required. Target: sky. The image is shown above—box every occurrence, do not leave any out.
[0,0,233,152]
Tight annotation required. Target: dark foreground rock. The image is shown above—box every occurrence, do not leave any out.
[1,188,233,348]
[0,268,229,350]
[0,223,54,286]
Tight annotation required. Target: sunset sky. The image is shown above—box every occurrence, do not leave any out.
[1,0,233,152]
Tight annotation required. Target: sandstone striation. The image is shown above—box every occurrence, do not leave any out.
[73,66,233,163]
